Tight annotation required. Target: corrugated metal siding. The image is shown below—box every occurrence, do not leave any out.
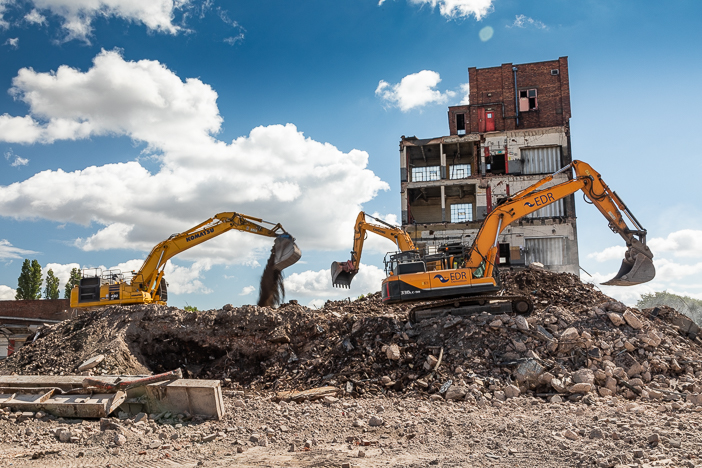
[521,147,562,174]
[527,199,565,218]
[525,237,565,266]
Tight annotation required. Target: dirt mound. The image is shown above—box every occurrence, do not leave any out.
[3,269,702,405]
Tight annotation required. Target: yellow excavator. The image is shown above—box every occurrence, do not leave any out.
[331,160,655,322]
[70,212,301,309]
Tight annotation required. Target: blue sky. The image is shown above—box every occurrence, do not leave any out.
[0,0,700,308]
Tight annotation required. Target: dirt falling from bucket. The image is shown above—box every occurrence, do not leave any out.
[257,245,285,307]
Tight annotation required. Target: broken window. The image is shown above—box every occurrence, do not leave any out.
[450,203,473,223]
[449,164,471,179]
[519,89,538,111]
[411,166,440,182]
[456,113,466,135]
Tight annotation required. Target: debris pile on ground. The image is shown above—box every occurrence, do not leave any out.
[3,268,702,409]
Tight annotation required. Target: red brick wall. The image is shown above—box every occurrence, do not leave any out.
[448,57,571,135]
[0,299,73,322]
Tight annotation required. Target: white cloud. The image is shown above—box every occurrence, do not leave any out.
[0,239,37,260]
[0,50,389,268]
[458,82,470,105]
[24,9,46,24]
[0,285,15,300]
[26,0,187,42]
[42,262,80,291]
[408,0,493,19]
[0,0,8,29]
[239,285,255,296]
[376,70,455,112]
[5,149,28,167]
[285,263,386,299]
[509,14,547,29]
[587,245,626,263]
[584,231,702,306]
[4,37,18,47]
[649,230,702,258]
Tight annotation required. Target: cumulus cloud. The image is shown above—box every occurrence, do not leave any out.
[587,245,626,263]
[0,285,15,300]
[24,9,46,24]
[239,285,255,296]
[376,70,455,112]
[285,263,385,300]
[4,149,28,167]
[407,0,493,19]
[649,230,702,258]
[0,239,37,260]
[459,82,470,105]
[585,231,702,306]
[22,0,187,42]
[42,262,80,291]
[0,50,389,269]
[0,0,8,29]
[509,14,547,29]
[4,37,18,47]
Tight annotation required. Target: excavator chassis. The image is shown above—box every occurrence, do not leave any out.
[409,294,534,324]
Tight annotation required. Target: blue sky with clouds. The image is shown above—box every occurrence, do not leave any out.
[0,0,700,308]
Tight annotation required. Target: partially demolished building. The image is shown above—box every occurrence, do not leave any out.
[399,57,579,274]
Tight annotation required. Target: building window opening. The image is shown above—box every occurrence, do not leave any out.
[450,164,471,179]
[450,203,473,223]
[519,89,538,111]
[456,113,466,135]
[411,166,440,182]
[486,155,506,174]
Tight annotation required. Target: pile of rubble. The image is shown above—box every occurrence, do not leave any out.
[2,268,702,408]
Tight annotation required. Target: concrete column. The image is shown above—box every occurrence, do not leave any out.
[441,185,446,222]
[440,143,447,179]
[400,146,408,183]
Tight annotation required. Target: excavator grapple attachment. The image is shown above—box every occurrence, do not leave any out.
[272,234,302,271]
[602,240,655,286]
[331,261,357,288]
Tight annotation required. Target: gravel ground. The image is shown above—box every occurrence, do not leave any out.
[1,393,702,467]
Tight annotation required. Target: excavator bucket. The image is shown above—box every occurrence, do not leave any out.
[602,242,655,286]
[331,261,357,288]
[272,234,302,271]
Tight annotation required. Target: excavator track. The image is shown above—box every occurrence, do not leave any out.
[409,294,533,324]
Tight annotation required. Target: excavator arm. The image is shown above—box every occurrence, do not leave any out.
[70,212,301,308]
[331,212,416,288]
[468,160,654,285]
[133,212,301,301]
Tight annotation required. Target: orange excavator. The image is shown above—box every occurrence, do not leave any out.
[71,212,301,309]
[332,160,655,322]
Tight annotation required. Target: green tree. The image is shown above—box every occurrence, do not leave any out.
[15,259,43,300]
[184,305,198,312]
[44,269,60,300]
[64,267,82,299]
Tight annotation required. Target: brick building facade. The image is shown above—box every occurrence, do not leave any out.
[399,57,580,275]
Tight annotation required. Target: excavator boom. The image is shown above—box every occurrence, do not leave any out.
[331,212,416,288]
[70,212,301,309]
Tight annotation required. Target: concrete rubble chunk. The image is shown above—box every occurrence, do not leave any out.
[568,383,592,393]
[607,312,625,327]
[572,369,595,385]
[445,385,467,401]
[386,344,401,361]
[368,415,383,427]
[78,354,105,371]
[623,310,643,329]
[514,359,545,383]
[514,315,529,331]
[504,385,520,399]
